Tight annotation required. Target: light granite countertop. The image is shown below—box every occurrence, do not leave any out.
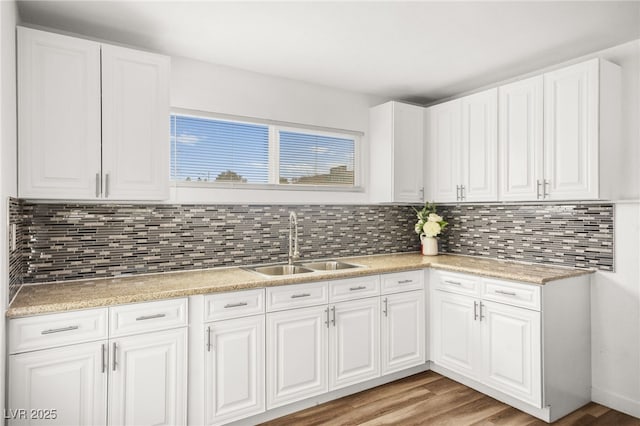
[7,253,594,318]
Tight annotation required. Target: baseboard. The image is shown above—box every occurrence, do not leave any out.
[592,386,640,419]
[229,363,432,425]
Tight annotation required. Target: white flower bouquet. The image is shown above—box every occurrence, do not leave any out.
[414,202,448,238]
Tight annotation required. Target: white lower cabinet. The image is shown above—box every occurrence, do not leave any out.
[432,288,541,407]
[431,290,479,378]
[8,300,188,426]
[482,301,541,406]
[9,341,108,426]
[205,315,265,426]
[109,328,187,426]
[329,297,380,390]
[381,290,425,375]
[266,305,329,409]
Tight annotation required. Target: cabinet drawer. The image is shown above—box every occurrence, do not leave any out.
[381,270,424,294]
[204,288,265,322]
[329,275,380,302]
[266,282,328,312]
[482,278,541,311]
[109,298,187,337]
[9,308,108,354]
[433,270,481,297]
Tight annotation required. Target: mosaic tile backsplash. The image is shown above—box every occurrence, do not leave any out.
[19,203,419,283]
[438,203,614,271]
[8,201,614,288]
[8,198,24,301]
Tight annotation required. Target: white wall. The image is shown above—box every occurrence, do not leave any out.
[170,56,384,204]
[589,39,640,418]
[0,0,18,416]
[591,203,640,418]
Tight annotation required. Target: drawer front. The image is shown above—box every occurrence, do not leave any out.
[109,298,187,337]
[433,270,481,297]
[204,288,265,322]
[266,282,328,312]
[9,308,108,354]
[329,275,380,302]
[381,270,424,294]
[482,278,541,311]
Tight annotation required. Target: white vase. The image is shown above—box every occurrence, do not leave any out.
[421,235,438,256]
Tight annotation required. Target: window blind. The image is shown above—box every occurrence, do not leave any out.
[278,130,355,186]
[171,114,269,183]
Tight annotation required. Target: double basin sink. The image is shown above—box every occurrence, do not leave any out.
[247,260,361,277]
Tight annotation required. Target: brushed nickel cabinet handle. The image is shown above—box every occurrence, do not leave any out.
[543,179,550,199]
[443,280,462,286]
[474,301,479,321]
[101,343,106,373]
[349,286,366,291]
[325,308,329,328]
[479,302,485,321]
[461,185,466,201]
[331,306,336,326]
[112,342,117,371]
[206,326,212,352]
[397,279,413,284]
[291,293,311,299]
[495,290,517,296]
[41,325,79,335]
[96,173,101,197]
[135,313,166,321]
[456,185,460,201]
[105,173,110,198]
[224,302,248,308]
[383,298,388,317]
[536,180,542,199]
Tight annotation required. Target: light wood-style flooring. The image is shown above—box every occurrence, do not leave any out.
[261,371,640,426]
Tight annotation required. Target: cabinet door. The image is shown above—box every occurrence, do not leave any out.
[544,59,599,200]
[481,300,542,407]
[17,27,101,199]
[431,290,480,378]
[381,290,425,375]
[9,341,107,426]
[393,102,425,202]
[499,76,544,201]
[101,44,170,200]
[205,315,265,426]
[461,89,498,202]
[109,328,187,426]
[427,100,461,202]
[329,297,380,390]
[266,305,328,409]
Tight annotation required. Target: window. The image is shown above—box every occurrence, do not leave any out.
[171,112,360,189]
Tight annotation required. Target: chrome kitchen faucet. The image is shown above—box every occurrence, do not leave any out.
[288,211,300,265]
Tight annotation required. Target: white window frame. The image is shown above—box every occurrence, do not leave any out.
[171,108,364,192]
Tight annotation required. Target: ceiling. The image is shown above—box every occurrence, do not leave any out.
[17,1,640,103]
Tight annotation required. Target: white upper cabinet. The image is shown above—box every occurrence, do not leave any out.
[499,58,620,201]
[18,27,170,200]
[101,45,170,200]
[461,89,498,202]
[426,99,461,203]
[543,59,599,200]
[499,76,544,201]
[18,27,102,199]
[427,88,498,203]
[369,101,425,203]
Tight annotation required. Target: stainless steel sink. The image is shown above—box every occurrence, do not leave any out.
[302,260,361,271]
[248,264,315,277]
